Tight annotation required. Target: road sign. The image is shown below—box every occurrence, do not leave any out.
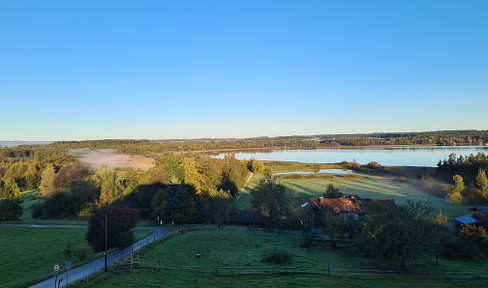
[65,261,72,271]
[53,263,60,272]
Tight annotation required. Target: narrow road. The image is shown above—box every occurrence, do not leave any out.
[26,225,207,288]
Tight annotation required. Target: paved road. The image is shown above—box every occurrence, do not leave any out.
[26,225,204,288]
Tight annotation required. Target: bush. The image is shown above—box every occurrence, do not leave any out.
[366,162,381,169]
[35,193,78,218]
[393,176,407,183]
[74,246,92,261]
[261,248,292,263]
[350,162,361,170]
[0,198,23,221]
[344,174,362,179]
[438,236,485,261]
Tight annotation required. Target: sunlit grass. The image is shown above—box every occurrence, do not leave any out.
[237,173,471,219]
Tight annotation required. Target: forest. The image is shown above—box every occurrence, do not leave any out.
[437,152,488,204]
[42,129,488,155]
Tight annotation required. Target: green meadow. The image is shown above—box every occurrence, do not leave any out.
[238,172,471,219]
[5,190,89,226]
[0,226,151,288]
[71,229,488,288]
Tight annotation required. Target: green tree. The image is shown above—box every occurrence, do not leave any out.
[476,168,488,199]
[155,153,185,184]
[208,188,234,226]
[150,185,201,224]
[446,175,464,203]
[95,166,122,208]
[0,198,23,221]
[251,173,287,232]
[0,178,22,221]
[357,201,446,271]
[251,160,264,173]
[293,207,315,249]
[53,163,91,193]
[38,166,56,197]
[322,183,344,198]
[320,209,343,249]
[86,206,139,252]
[0,178,21,200]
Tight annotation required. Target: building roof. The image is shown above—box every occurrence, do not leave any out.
[455,214,481,225]
[308,196,395,214]
[310,198,362,214]
[468,207,488,217]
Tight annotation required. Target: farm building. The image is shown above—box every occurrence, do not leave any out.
[454,207,488,228]
[302,194,395,223]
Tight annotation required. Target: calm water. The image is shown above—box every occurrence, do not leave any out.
[0,141,53,147]
[218,146,488,167]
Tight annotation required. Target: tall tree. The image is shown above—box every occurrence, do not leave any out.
[251,173,287,232]
[0,178,23,221]
[357,201,446,271]
[86,206,139,252]
[476,169,488,199]
[0,178,21,200]
[38,166,56,197]
[95,166,121,208]
[446,175,464,203]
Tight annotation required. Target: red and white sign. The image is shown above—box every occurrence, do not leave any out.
[54,263,60,272]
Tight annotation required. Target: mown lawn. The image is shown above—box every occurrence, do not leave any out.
[0,226,152,288]
[238,173,471,219]
[71,229,488,288]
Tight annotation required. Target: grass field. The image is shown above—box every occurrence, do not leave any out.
[4,190,89,226]
[238,172,472,219]
[0,226,152,288]
[71,229,488,288]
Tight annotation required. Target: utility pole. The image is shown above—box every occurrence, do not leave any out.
[104,207,108,272]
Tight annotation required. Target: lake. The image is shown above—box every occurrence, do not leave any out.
[0,141,53,147]
[216,146,488,167]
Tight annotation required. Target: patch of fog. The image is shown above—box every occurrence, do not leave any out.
[69,149,154,171]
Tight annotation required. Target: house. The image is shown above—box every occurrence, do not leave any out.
[302,194,395,223]
[454,207,488,228]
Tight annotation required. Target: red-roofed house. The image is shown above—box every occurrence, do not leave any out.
[302,194,395,223]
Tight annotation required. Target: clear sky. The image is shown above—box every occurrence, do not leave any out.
[0,0,487,141]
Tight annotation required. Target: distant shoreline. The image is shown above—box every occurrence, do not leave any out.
[179,143,487,155]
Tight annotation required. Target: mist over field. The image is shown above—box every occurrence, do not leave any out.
[70,149,154,170]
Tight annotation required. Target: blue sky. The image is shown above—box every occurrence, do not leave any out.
[0,0,487,140]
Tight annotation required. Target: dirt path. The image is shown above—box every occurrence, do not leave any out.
[235,171,254,202]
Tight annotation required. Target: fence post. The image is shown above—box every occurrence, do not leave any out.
[158,260,161,271]
[328,263,330,276]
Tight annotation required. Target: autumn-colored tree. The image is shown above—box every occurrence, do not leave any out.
[476,169,488,199]
[95,166,122,208]
[0,178,21,200]
[0,178,23,221]
[38,166,56,197]
[446,175,464,203]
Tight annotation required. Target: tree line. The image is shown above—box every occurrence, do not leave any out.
[437,153,488,203]
[42,130,488,155]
